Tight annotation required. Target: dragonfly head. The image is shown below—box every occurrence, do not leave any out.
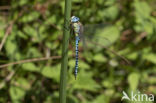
[71,16,79,23]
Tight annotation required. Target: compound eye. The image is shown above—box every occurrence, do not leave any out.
[75,17,79,21]
[71,16,79,22]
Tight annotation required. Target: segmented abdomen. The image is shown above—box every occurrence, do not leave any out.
[75,36,80,79]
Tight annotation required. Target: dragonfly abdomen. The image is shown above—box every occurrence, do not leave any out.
[75,36,80,79]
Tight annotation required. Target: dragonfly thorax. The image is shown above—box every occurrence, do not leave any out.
[72,22,81,36]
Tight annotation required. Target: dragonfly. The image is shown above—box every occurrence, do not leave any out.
[70,16,130,79]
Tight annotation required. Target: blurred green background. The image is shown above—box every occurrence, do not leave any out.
[0,0,156,103]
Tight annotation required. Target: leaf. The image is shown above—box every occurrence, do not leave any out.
[22,63,40,72]
[9,86,25,101]
[96,25,120,45]
[79,61,90,69]
[105,0,116,6]
[127,52,138,60]
[143,21,154,35]
[143,53,156,64]
[96,0,103,5]
[19,0,28,6]
[133,0,153,34]
[26,48,42,58]
[128,72,140,90]
[134,0,151,19]
[5,33,17,56]
[102,80,113,88]
[45,16,57,24]
[83,52,94,63]
[104,89,115,97]
[68,59,90,69]
[71,69,100,91]
[41,64,61,82]
[60,1,65,14]
[92,94,110,103]
[104,5,119,20]
[17,30,28,39]
[23,25,37,37]
[0,29,4,39]
[147,77,156,84]
[20,11,40,23]
[45,41,59,50]
[93,53,107,62]
[17,78,31,90]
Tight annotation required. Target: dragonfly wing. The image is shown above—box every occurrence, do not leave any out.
[81,23,130,64]
[82,23,120,48]
[78,22,87,49]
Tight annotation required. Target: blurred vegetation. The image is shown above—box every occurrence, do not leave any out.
[0,0,156,103]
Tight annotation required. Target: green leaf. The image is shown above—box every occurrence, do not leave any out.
[0,29,4,39]
[17,30,28,39]
[69,59,90,69]
[23,25,37,37]
[97,0,103,5]
[41,64,61,82]
[26,48,42,58]
[96,25,120,45]
[147,77,156,84]
[19,0,28,6]
[92,94,110,103]
[128,72,140,90]
[22,63,40,72]
[17,78,31,90]
[102,80,113,88]
[5,33,17,56]
[79,61,90,69]
[127,52,138,60]
[45,41,59,50]
[105,0,116,6]
[104,5,119,20]
[134,0,151,19]
[45,16,57,24]
[71,70,100,91]
[143,21,153,35]
[60,1,65,14]
[9,86,25,101]
[93,53,107,62]
[20,11,40,23]
[143,53,156,64]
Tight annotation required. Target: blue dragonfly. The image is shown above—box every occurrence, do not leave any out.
[70,16,130,79]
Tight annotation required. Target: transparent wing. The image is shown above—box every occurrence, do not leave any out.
[80,23,130,64]
[81,23,120,49]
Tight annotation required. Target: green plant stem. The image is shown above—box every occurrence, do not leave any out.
[59,0,72,103]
